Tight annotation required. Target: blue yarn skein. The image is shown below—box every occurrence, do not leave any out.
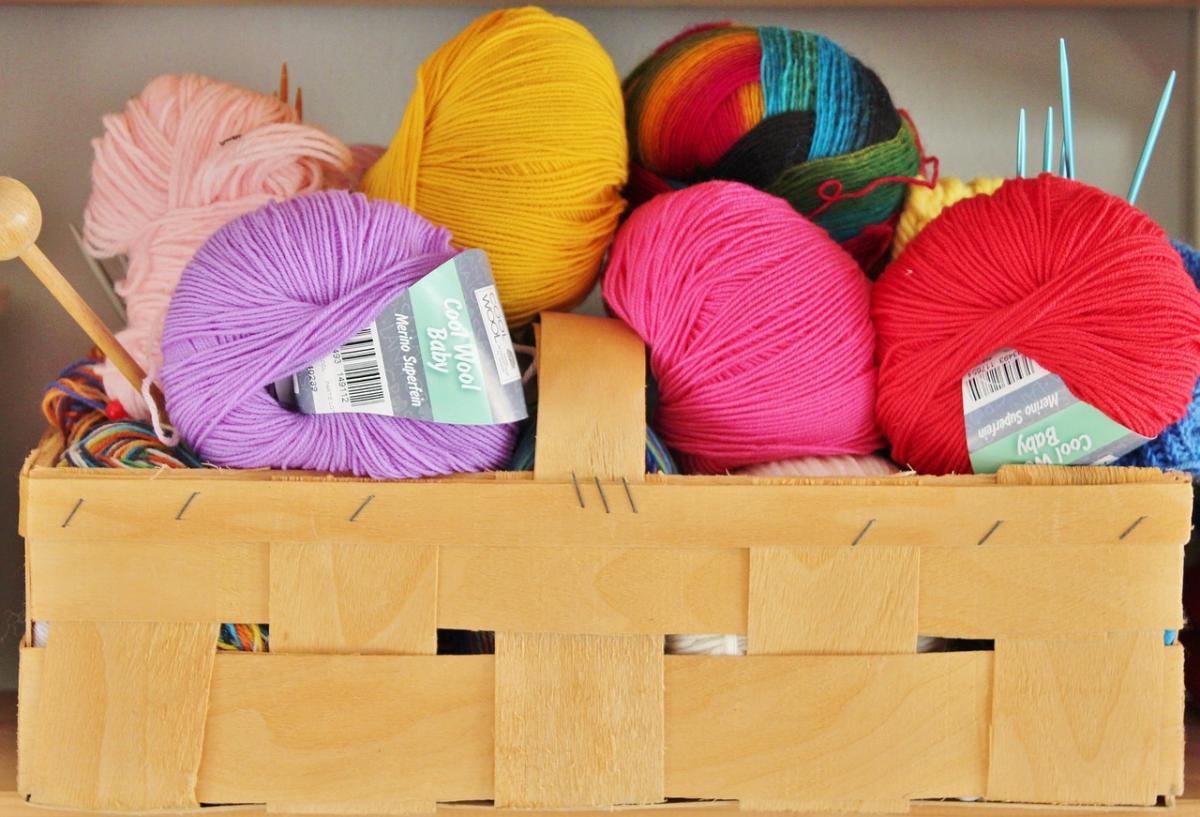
[1115,240,1200,474]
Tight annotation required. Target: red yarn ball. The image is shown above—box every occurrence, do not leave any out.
[603,180,882,474]
[873,174,1200,475]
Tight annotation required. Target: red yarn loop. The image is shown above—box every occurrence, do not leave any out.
[603,180,882,474]
[808,173,934,220]
[873,174,1200,475]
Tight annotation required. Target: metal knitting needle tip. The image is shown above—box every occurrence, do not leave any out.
[1042,105,1054,174]
[1128,70,1175,205]
[1016,108,1027,178]
[1059,38,1076,180]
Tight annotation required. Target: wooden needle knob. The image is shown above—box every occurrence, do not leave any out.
[0,177,169,424]
[0,177,43,262]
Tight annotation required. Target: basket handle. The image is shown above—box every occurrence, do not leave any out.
[533,311,646,482]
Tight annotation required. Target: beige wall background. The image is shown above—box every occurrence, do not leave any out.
[0,3,1192,688]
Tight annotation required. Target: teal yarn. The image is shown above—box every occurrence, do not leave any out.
[1116,240,1200,474]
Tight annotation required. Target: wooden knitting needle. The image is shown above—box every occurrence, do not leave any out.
[0,176,167,417]
[279,62,289,104]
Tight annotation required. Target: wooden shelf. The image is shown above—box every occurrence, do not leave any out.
[10,1,1199,6]
[0,690,1193,817]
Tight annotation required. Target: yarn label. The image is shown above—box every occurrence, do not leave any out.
[962,348,1150,473]
[279,249,527,425]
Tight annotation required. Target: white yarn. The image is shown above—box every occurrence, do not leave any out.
[667,634,747,655]
[667,634,946,656]
[32,621,49,648]
[739,454,901,478]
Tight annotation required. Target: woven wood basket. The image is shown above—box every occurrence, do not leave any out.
[15,311,1189,815]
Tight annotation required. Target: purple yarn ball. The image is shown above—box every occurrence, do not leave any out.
[161,190,518,478]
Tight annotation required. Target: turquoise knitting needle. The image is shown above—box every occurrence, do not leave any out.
[1128,70,1176,205]
[1016,108,1027,177]
[1059,38,1075,179]
[1059,135,1070,177]
[1042,106,1054,173]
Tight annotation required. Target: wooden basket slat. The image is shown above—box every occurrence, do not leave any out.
[494,633,664,809]
[1160,643,1186,799]
[491,312,665,810]
[749,546,919,655]
[270,542,437,655]
[18,645,1183,810]
[24,476,1191,551]
[199,654,495,805]
[918,544,1184,638]
[27,540,1183,638]
[437,545,747,635]
[667,652,992,802]
[987,633,1165,806]
[27,622,218,812]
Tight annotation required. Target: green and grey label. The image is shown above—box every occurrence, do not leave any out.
[278,250,527,425]
[962,348,1149,473]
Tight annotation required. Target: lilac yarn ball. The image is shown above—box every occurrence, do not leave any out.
[161,190,518,478]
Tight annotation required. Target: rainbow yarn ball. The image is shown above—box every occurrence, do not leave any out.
[624,23,920,270]
[161,190,517,479]
[603,180,881,475]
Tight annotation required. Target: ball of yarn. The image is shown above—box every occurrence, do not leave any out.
[739,454,900,478]
[362,7,627,327]
[623,23,920,269]
[1116,241,1200,473]
[83,73,353,420]
[892,176,1004,258]
[603,180,882,474]
[873,174,1200,475]
[160,190,517,478]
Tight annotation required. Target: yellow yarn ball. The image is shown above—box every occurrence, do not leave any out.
[362,6,628,326]
[892,176,1005,258]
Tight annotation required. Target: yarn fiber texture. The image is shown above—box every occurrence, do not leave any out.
[623,23,920,269]
[161,190,518,478]
[892,176,1004,258]
[873,173,1200,475]
[603,180,882,475]
[362,6,627,327]
[83,73,353,419]
[1116,240,1200,473]
[739,454,899,478]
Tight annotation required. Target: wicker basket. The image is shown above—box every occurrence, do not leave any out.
[16,311,1189,815]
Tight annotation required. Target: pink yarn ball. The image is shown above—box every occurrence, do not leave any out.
[83,73,353,420]
[603,181,882,474]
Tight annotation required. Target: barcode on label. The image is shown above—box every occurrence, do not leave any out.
[963,349,1044,411]
[335,325,391,413]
